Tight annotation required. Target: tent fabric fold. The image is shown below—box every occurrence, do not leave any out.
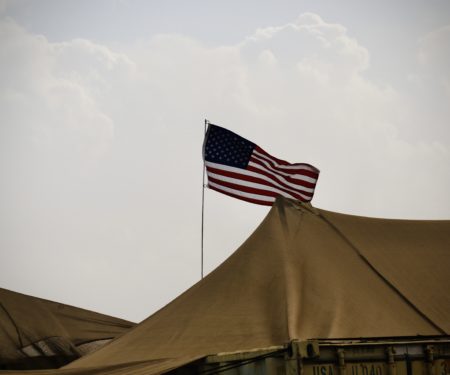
[1,197,449,374]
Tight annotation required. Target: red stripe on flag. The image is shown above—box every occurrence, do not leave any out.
[254,146,290,166]
[247,161,317,190]
[255,146,319,173]
[206,166,313,199]
[207,175,310,202]
[252,148,319,179]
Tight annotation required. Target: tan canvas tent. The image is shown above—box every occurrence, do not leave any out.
[1,197,449,374]
[0,288,135,370]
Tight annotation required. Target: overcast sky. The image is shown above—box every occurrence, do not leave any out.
[1,0,449,322]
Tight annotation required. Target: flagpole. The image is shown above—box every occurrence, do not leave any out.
[201,119,208,279]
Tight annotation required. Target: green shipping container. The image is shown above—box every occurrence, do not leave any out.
[172,337,450,375]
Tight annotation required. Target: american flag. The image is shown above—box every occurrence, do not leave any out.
[203,124,319,206]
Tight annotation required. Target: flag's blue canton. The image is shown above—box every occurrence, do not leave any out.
[204,125,255,169]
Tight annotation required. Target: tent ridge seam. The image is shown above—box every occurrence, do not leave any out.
[317,213,447,335]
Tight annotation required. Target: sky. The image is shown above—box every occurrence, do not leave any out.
[0,0,449,323]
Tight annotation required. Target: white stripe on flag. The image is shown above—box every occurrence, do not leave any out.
[208,181,275,202]
[207,171,309,201]
[247,161,316,191]
[251,152,318,183]
[253,150,318,172]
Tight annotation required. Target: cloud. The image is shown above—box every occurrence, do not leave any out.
[0,0,12,14]
[0,19,135,168]
[245,13,370,78]
[418,25,450,93]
